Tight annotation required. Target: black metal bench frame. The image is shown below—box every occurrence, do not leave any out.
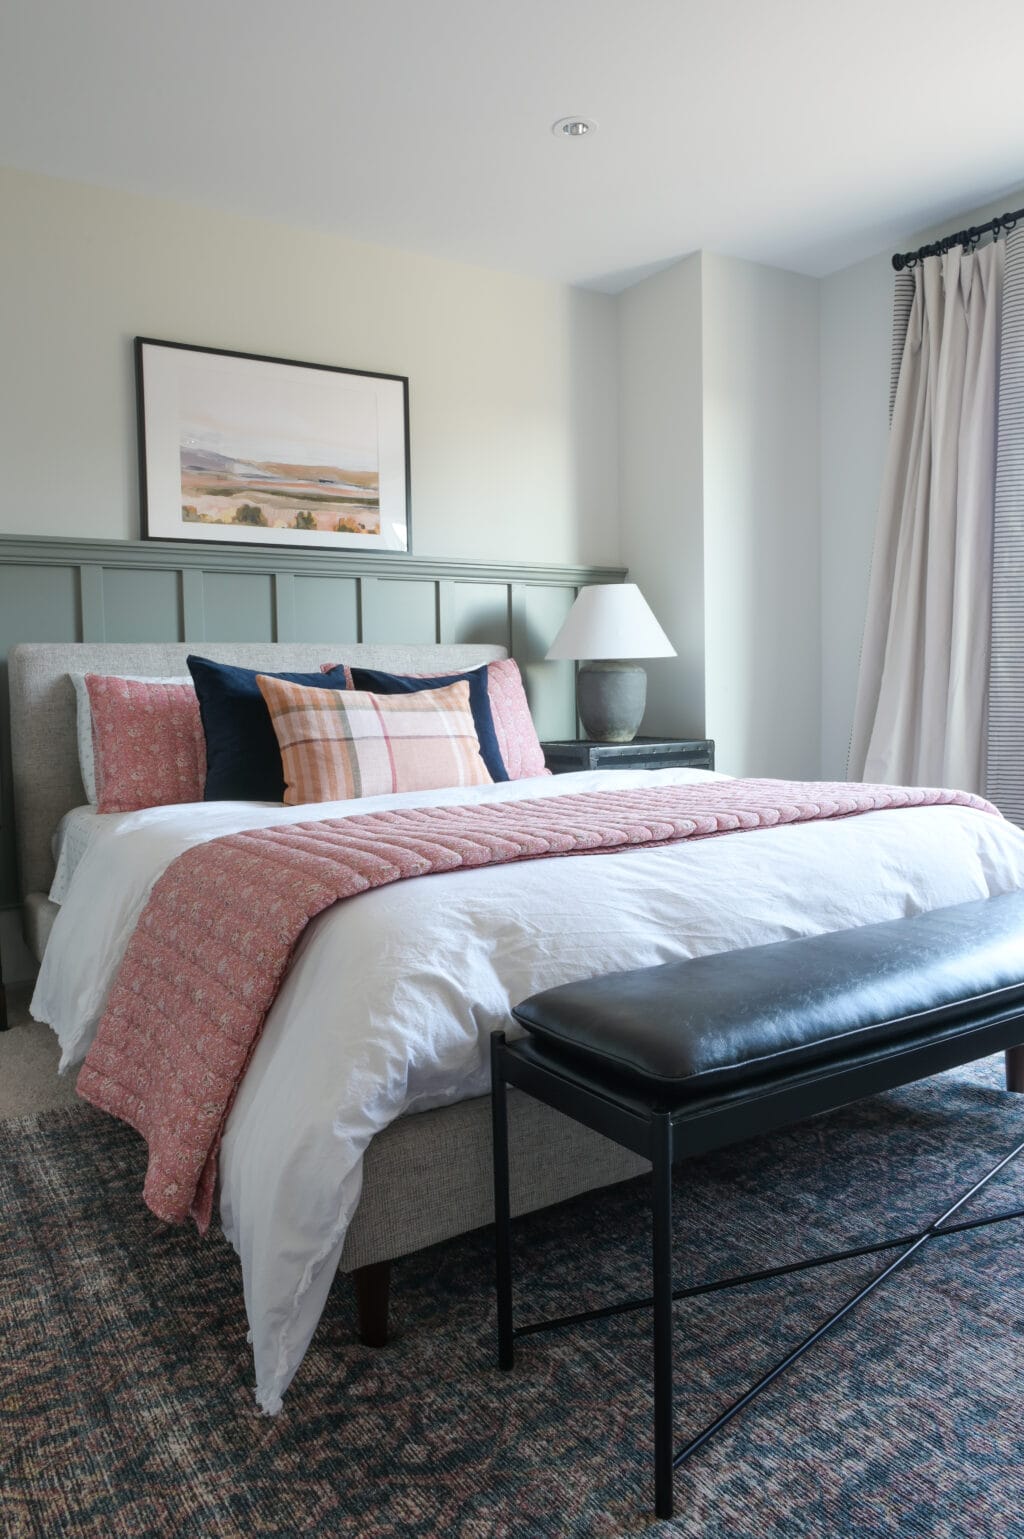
[491,1028,1024,1520]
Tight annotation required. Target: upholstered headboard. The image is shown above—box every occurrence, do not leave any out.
[8,641,507,957]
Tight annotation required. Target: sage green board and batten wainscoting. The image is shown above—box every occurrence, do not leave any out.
[0,534,625,912]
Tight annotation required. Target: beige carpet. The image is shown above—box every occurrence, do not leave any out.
[0,985,80,1118]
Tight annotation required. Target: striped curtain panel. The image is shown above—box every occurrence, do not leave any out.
[986,228,1024,825]
[889,268,915,419]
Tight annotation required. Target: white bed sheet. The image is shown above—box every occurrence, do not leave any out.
[32,770,1024,1415]
[49,801,213,904]
[50,806,124,904]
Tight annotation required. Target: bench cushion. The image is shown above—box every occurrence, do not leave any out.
[511,892,1024,1098]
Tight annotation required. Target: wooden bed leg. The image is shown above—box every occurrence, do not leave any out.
[1006,1046,1024,1093]
[353,1260,392,1347]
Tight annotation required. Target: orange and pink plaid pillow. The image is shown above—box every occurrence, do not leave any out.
[319,657,549,780]
[256,675,494,805]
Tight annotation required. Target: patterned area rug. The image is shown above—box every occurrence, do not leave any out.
[2,1061,1024,1539]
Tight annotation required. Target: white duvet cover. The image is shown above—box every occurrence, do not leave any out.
[32,769,1024,1414]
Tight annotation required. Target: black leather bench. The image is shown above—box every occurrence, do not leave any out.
[490,891,1024,1520]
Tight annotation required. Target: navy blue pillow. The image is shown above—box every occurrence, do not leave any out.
[349,666,508,783]
[188,656,350,801]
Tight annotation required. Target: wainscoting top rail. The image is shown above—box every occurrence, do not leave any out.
[0,534,625,587]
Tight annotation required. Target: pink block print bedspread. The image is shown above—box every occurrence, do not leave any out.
[75,778,998,1231]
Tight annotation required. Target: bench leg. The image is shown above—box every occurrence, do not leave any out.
[353,1260,392,1347]
[491,1032,515,1370]
[651,1110,675,1521]
[1006,1046,1024,1093]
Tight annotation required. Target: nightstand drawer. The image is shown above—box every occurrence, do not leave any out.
[542,738,715,775]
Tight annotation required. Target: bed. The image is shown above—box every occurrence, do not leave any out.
[10,640,1024,1418]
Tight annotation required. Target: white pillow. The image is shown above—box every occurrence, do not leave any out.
[70,672,194,805]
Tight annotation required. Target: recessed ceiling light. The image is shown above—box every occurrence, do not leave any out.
[551,116,597,139]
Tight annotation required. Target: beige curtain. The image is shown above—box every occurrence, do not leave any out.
[849,240,1004,792]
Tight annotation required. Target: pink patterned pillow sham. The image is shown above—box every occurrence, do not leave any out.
[320,658,549,781]
[85,675,207,815]
[485,658,548,780]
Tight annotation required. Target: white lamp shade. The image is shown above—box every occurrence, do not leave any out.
[545,583,676,661]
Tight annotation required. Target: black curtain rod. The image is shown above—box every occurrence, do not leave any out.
[892,205,1024,271]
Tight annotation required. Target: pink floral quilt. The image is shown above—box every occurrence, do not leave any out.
[75,778,997,1231]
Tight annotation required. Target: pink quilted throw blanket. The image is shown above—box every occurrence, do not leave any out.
[76,778,997,1231]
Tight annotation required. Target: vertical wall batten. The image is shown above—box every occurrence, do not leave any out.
[181,569,205,641]
[358,577,377,643]
[509,583,526,664]
[274,573,296,642]
[79,565,106,642]
[437,580,455,645]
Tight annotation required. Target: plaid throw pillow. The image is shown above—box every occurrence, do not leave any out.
[319,658,549,780]
[256,675,494,805]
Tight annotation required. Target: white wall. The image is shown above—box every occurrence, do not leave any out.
[702,254,820,777]
[617,254,705,738]
[617,251,821,776]
[818,252,893,776]
[0,165,620,567]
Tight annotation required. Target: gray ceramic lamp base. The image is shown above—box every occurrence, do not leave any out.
[577,660,647,743]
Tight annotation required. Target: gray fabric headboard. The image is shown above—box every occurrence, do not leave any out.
[9,641,507,910]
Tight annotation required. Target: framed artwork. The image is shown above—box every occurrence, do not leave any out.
[135,338,411,552]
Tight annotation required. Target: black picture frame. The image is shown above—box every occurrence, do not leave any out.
[135,337,412,553]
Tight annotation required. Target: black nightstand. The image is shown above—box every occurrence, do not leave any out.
[542,738,715,775]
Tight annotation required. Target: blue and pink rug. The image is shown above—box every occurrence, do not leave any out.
[2,1058,1024,1537]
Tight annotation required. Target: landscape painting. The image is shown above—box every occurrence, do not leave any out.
[136,339,410,552]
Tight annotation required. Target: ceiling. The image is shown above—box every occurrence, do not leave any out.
[3,0,1024,291]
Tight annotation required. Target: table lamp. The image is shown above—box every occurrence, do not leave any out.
[545,582,676,743]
